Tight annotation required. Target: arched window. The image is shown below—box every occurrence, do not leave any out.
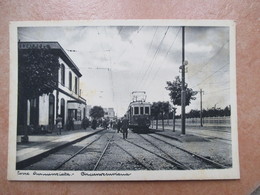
[75,76,78,94]
[60,64,65,85]
[69,71,72,91]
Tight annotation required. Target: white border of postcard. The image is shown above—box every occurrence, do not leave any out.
[8,20,239,181]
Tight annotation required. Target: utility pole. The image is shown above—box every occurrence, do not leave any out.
[181,26,187,135]
[172,107,176,132]
[200,89,204,127]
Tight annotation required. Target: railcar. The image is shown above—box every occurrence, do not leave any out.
[126,99,151,133]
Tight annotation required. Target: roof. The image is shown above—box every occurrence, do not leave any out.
[129,101,151,106]
[18,41,82,77]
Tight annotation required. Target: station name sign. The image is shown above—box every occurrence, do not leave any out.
[18,42,60,50]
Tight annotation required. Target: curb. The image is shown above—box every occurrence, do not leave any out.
[153,132,182,142]
[149,128,182,142]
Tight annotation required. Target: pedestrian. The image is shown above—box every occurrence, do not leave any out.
[91,119,97,130]
[56,115,62,135]
[103,119,109,129]
[71,117,75,130]
[121,115,129,139]
[81,117,90,129]
[110,120,113,128]
[117,119,122,133]
[68,117,75,130]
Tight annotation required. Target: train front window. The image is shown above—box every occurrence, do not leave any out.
[134,107,139,115]
[140,107,144,115]
[145,106,149,115]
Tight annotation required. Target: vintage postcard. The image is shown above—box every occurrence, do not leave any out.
[8,20,239,181]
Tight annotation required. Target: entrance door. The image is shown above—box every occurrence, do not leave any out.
[30,97,39,126]
[49,94,55,129]
[60,98,65,126]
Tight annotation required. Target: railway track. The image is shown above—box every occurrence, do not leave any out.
[92,132,116,170]
[23,128,229,171]
[54,132,110,170]
[123,139,189,170]
[137,134,192,170]
[145,133,228,169]
[113,142,153,170]
[54,132,115,171]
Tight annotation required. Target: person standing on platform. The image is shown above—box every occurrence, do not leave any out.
[117,119,122,133]
[91,119,97,130]
[121,115,129,139]
[56,115,62,135]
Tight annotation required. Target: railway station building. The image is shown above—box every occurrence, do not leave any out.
[17,42,87,134]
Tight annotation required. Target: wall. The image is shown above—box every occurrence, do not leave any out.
[39,94,50,125]
[58,57,80,99]
[0,1,259,195]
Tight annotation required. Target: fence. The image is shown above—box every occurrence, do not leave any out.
[151,116,231,128]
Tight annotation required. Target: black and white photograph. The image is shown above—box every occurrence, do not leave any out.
[8,20,239,181]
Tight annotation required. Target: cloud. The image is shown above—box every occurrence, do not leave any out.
[18,25,231,116]
[186,42,213,53]
[117,26,140,41]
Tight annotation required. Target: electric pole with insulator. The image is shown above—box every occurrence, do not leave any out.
[181,26,187,135]
[172,107,176,132]
[200,89,204,127]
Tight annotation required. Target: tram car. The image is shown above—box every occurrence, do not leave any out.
[126,91,151,132]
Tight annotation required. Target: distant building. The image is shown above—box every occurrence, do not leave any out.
[18,42,87,133]
[86,105,92,119]
[86,105,115,120]
[103,108,116,120]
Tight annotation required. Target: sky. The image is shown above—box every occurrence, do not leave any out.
[18,24,230,117]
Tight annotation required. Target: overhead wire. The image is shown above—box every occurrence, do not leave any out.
[133,27,158,89]
[146,27,181,90]
[204,87,230,95]
[95,27,116,108]
[188,40,229,80]
[115,26,144,64]
[191,62,229,89]
[138,27,170,89]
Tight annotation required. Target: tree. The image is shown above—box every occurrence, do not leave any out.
[151,101,170,131]
[186,105,231,118]
[187,109,200,118]
[19,48,60,99]
[151,102,160,129]
[159,101,170,131]
[223,105,231,116]
[165,76,198,106]
[89,106,105,120]
[18,48,60,142]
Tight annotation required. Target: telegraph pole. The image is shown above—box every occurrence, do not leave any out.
[181,26,186,135]
[172,107,176,132]
[200,89,204,127]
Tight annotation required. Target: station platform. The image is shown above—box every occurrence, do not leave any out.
[151,128,209,142]
[16,128,105,169]
[150,124,231,142]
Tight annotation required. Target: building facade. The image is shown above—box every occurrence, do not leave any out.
[85,105,115,120]
[18,42,87,133]
[85,105,92,119]
[103,108,116,120]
